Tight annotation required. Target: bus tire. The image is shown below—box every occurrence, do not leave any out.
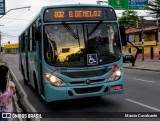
[22,67,28,85]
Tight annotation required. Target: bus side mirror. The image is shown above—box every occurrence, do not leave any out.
[119,26,127,46]
[35,30,41,41]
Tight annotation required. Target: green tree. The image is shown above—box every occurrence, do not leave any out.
[147,0,160,26]
[119,10,139,28]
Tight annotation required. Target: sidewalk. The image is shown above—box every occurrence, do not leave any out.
[1,54,39,121]
[123,59,160,72]
[0,54,5,64]
[0,54,20,121]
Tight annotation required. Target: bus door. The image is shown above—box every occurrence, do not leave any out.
[24,30,30,83]
[34,19,45,96]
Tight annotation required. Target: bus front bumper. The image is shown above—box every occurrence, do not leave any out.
[44,77,124,102]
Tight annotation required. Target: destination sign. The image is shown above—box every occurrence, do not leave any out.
[44,7,116,22]
[54,10,102,18]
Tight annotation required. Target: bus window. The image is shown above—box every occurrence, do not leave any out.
[27,29,30,51]
[29,27,32,51]
[86,23,121,62]
[44,24,85,66]
[44,31,58,65]
[32,24,36,51]
[21,34,25,52]
[44,22,121,67]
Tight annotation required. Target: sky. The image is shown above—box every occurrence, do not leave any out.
[0,0,149,45]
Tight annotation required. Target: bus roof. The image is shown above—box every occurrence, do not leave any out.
[41,4,114,11]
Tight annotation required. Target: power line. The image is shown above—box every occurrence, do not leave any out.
[0,9,27,25]
[2,36,17,38]
[1,32,18,38]
[0,6,31,19]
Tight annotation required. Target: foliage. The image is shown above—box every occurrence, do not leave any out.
[118,10,139,28]
[147,0,160,19]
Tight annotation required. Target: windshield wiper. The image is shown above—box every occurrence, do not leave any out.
[87,21,102,37]
[62,22,79,39]
[62,22,80,46]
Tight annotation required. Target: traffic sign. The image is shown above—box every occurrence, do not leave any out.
[108,0,148,10]
[108,0,128,10]
[129,0,148,10]
[0,0,5,15]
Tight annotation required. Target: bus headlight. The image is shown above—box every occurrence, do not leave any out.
[109,68,123,81]
[44,73,66,87]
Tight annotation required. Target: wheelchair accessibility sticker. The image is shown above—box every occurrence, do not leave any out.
[87,53,98,65]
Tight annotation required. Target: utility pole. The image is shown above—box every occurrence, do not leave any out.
[141,16,144,61]
[0,31,1,53]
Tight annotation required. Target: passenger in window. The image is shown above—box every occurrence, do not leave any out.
[94,35,103,46]
[87,35,107,53]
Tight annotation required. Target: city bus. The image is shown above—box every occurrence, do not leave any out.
[19,4,127,102]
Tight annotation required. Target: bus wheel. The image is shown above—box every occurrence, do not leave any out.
[22,67,28,85]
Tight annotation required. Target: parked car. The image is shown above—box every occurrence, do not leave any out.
[122,52,134,63]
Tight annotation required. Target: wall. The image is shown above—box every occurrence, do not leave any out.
[3,43,19,54]
[123,30,159,60]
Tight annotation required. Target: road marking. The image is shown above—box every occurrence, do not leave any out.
[125,98,160,112]
[125,68,160,73]
[133,78,155,83]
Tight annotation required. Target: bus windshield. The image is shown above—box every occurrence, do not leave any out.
[44,22,121,67]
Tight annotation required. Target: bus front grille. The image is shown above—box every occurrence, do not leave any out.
[69,79,104,85]
[74,86,102,94]
[62,68,111,78]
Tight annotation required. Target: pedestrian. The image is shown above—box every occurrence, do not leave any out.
[0,65,16,121]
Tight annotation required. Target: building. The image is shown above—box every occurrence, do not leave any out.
[123,26,160,60]
[3,43,19,54]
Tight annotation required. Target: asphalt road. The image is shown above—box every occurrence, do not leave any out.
[4,54,160,121]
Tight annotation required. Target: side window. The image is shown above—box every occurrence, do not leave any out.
[19,36,22,52]
[25,30,29,51]
[19,37,20,52]
[21,34,25,52]
[36,17,42,39]
[28,29,30,51]
[36,19,39,28]
[32,24,36,51]
[29,27,32,51]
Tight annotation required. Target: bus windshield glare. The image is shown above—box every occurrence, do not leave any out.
[44,22,121,67]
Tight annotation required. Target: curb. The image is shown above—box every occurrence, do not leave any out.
[13,95,23,121]
[0,55,20,121]
[1,54,40,121]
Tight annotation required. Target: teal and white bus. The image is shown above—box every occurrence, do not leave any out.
[19,4,127,102]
